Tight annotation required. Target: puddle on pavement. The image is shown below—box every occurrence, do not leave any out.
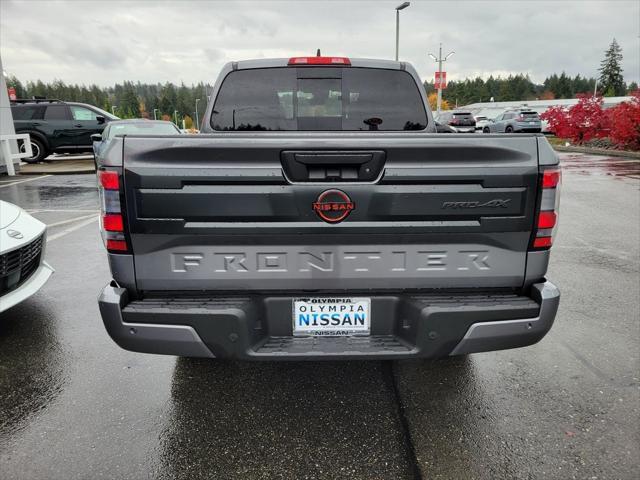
[559,153,640,179]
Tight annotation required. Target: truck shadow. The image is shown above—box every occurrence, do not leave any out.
[153,358,484,479]
[155,357,429,480]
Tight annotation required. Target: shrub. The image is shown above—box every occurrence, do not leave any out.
[541,90,640,150]
[541,94,606,143]
[603,90,640,149]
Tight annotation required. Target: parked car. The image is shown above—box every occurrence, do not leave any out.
[11,99,118,163]
[483,109,542,133]
[434,111,476,133]
[97,56,560,360]
[435,121,455,133]
[541,119,555,135]
[92,120,181,161]
[0,201,53,313]
[474,115,491,131]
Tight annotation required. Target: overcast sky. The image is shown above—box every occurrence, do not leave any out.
[1,0,638,86]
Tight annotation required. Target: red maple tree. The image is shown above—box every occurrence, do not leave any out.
[603,90,640,149]
[542,91,640,150]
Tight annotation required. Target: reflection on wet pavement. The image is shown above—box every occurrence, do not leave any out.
[0,296,66,442]
[560,153,640,178]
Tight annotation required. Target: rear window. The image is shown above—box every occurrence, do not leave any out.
[107,122,180,139]
[211,67,427,131]
[11,105,45,120]
[449,112,475,125]
[520,111,540,119]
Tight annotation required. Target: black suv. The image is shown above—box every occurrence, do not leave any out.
[11,99,118,163]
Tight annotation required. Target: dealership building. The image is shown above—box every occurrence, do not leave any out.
[464,96,633,120]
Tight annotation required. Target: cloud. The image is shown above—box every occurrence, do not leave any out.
[21,31,127,69]
[1,0,638,86]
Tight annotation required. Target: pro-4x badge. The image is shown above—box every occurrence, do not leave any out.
[442,199,511,209]
[312,189,355,223]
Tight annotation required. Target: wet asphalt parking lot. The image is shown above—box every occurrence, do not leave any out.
[0,152,638,480]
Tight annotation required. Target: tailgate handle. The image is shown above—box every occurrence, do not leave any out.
[281,150,386,182]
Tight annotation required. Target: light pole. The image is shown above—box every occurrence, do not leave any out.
[174,110,178,126]
[111,105,117,115]
[195,98,201,129]
[153,108,159,120]
[395,2,410,61]
[428,43,455,113]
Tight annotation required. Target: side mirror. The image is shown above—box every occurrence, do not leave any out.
[96,115,106,124]
[91,133,102,142]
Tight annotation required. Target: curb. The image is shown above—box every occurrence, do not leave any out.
[17,160,96,175]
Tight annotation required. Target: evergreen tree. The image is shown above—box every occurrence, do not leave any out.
[159,82,178,118]
[598,38,625,96]
[119,81,140,118]
[177,82,192,118]
[628,81,639,94]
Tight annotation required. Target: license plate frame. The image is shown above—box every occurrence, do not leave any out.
[292,297,371,336]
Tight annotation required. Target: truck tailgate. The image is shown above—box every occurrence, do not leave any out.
[121,133,539,291]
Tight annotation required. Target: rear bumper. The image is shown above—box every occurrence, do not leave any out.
[98,281,559,360]
[515,126,542,133]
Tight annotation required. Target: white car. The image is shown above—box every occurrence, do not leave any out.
[0,201,53,313]
[474,115,491,131]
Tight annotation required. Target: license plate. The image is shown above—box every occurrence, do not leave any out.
[293,297,371,336]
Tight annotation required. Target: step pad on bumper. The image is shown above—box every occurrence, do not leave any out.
[411,293,538,308]
[409,293,539,320]
[125,297,251,311]
[255,335,414,357]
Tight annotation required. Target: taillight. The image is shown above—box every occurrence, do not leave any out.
[106,239,128,251]
[98,169,129,253]
[99,170,119,190]
[537,211,557,229]
[101,214,124,232]
[288,56,351,66]
[532,167,561,249]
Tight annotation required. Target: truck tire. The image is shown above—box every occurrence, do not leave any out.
[20,137,48,163]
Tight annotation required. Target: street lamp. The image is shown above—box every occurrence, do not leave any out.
[195,98,201,129]
[111,105,117,115]
[153,108,159,120]
[395,2,410,61]
[427,43,455,113]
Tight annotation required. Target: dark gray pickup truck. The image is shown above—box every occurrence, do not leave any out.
[97,56,560,360]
